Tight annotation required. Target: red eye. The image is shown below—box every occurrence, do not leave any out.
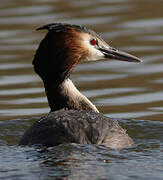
[90,39,96,46]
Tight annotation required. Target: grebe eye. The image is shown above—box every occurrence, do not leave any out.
[90,39,97,46]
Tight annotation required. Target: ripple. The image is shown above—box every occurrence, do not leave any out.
[0,88,43,95]
[149,107,163,112]
[153,78,163,84]
[0,63,31,70]
[2,97,47,105]
[0,75,37,86]
[0,30,27,38]
[99,91,163,105]
[0,107,49,116]
[121,18,163,28]
[107,111,163,119]
[118,64,163,74]
[83,5,130,15]
[70,1,98,7]
[76,74,126,82]
[123,45,163,52]
[84,87,144,98]
[0,44,36,51]
[0,14,66,25]
[99,0,129,2]
[137,35,163,41]
[65,16,118,26]
[0,5,54,16]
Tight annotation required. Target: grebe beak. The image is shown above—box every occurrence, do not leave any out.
[99,46,142,63]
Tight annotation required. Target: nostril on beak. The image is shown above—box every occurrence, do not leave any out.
[110,47,117,51]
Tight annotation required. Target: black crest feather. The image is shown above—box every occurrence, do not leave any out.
[36,23,89,33]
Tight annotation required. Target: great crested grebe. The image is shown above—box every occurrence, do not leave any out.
[19,23,142,149]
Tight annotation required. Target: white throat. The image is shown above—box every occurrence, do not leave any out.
[61,79,99,112]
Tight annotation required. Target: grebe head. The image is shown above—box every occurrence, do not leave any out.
[33,23,141,84]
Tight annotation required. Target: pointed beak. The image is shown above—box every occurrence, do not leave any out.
[99,46,142,63]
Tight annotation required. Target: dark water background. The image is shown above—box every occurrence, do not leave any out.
[0,0,163,179]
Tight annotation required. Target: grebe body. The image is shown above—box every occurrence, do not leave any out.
[19,23,141,149]
[19,109,133,149]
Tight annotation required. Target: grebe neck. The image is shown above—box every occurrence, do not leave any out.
[44,78,99,112]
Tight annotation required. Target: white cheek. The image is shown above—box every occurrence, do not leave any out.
[83,40,105,61]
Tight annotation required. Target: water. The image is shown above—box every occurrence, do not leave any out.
[0,0,163,179]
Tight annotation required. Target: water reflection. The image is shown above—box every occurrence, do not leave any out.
[0,0,163,121]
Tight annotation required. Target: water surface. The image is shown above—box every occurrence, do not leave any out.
[0,0,163,179]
